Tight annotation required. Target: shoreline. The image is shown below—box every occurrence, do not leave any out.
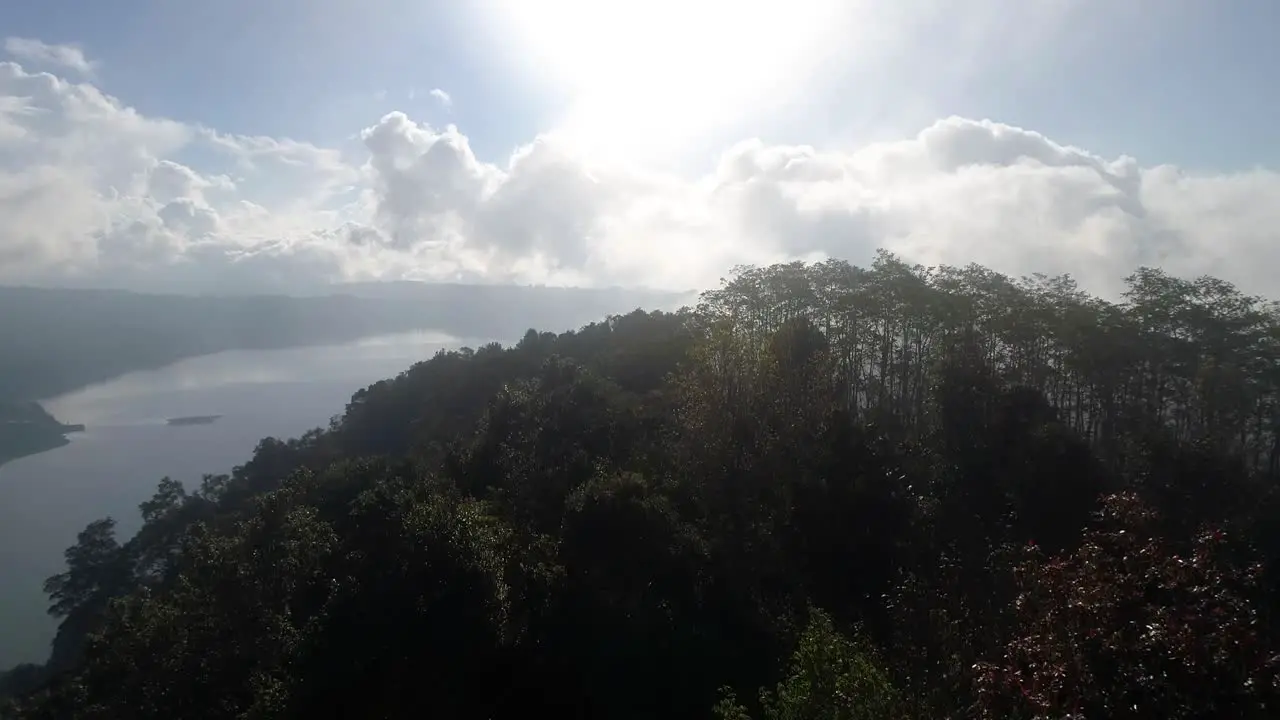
[0,404,84,470]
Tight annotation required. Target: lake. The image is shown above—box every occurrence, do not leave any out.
[0,330,479,668]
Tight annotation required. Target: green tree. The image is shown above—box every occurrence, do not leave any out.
[714,608,909,720]
[41,518,133,672]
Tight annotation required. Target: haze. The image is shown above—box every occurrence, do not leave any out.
[2,1,1280,716]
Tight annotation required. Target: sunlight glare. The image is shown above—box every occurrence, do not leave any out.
[489,0,849,163]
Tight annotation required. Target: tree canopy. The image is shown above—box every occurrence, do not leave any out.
[5,254,1280,719]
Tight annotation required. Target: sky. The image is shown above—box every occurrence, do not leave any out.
[0,0,1278,297]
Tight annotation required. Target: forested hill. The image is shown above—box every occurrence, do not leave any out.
[0,283,679,403]
[6,253,1280,718]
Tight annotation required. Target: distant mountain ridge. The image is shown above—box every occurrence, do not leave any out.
[329,280,695,309]
[0,283,685,404]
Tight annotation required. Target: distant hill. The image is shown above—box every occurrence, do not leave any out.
[329,281,695,318]
[0,283,684,403]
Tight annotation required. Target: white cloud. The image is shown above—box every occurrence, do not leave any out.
[3,38,97,77]
[429,89,452,109]
[350,111,1280,299]
[0,60,357,294]
[2,54,1280,301]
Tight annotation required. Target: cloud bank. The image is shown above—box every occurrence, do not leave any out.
[1,53,1279,299]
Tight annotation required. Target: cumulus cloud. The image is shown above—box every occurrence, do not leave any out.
[3,37,97,76]
[2,55,1280,300]
[349,111,1280,298]
[0,60,361,294]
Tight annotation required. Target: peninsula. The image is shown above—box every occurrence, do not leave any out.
[0,402,84,469]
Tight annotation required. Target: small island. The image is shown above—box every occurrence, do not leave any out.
[0,401,84,469]
[166,415,222,427]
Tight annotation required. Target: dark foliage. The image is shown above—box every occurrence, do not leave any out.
[6,257,1280,719]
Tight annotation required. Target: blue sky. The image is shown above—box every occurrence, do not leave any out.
[1,0,1278,296]
[4,0,1276,169]
[0,1,548,159]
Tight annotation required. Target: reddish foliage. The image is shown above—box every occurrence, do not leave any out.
[973,492,1280,719]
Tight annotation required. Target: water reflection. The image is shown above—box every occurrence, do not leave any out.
[43,330,463,427]
[0,330,471,668]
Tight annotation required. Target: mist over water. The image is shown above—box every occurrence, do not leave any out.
[0,330,475,668]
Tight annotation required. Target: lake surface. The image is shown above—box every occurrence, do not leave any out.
[0,330,479,668]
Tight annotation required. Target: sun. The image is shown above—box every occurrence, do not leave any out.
[484,0,850,164]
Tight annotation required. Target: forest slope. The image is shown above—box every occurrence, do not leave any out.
[5,253,1280,719]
